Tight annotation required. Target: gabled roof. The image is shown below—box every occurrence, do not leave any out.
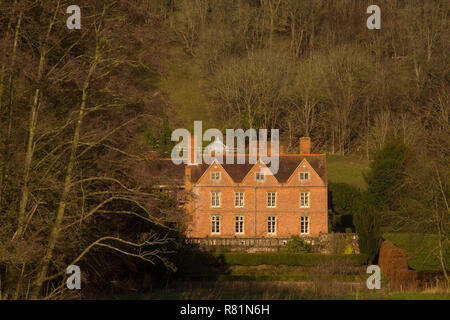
[195,159,235,184]
[188,154,327,184]
[276,155,327,184]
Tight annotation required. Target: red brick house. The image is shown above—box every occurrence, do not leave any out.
[184,137,328,238]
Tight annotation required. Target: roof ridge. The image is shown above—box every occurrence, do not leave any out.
[155,154,326,160]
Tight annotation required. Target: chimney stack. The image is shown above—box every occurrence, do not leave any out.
[189,135,198,164]
[299,137,311,154]
[185,165,192,191]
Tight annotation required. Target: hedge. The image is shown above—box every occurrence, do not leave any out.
[211,252,369,266]
[383,233,450,271]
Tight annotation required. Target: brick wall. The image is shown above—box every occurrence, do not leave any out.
[185,138,328,239]
[189,185,328,238]
[378,240,446,290]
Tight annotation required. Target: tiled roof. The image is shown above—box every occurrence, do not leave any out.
[188,154,327,184]
[149,154,327,185]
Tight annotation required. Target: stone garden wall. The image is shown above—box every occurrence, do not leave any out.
[188,233,360,254]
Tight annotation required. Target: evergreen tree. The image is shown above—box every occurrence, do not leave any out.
[364,137,408,209]
[355,137,408,262]
[354,193,382,263]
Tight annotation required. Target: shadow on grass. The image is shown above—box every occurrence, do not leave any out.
[173,244,231,281]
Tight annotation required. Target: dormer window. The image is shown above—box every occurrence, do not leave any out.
[211,171,221,181]
[255,172,265,181]
[299,172,309,181]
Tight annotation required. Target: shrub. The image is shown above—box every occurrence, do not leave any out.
[282,236,312,253]
[328,182,361,216]
[343,242,355,254]
[328,182,361,232]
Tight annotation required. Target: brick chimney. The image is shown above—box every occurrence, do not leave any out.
[189,135,197,164]
[299,137,311,154]
[185,165,192,191]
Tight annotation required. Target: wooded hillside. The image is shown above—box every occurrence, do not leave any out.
[150,0,448,159]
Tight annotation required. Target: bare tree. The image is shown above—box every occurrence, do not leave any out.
[285,56,324,142]
[208,49,292,130]
[168,0,208,56]
[320,45,372,155]
[0,0,184,300]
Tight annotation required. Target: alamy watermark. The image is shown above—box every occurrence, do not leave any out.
[367,5,381,30]
[366,265,381,289]
[65,4,380,30]
[66,5,81,30]
[66,265,81,290]
[171,121,280,175]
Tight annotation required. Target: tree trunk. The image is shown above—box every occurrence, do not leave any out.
[31,39,99,299]
[0,3,21,206]
[14,2,60,240]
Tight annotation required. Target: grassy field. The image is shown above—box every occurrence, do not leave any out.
[114,280,449,300]
[157,48,215,130]
[326,154,369,189]
[340,291,450,300]
[105,250,450,300]
[216,265,366,282]
[384,233,450,271]
[210,252,368,266]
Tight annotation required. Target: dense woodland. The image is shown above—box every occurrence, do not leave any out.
[0,0,448,298]
[150,0,448,158]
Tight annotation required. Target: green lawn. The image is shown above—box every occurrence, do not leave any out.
[327,154,369,189]
[384,233,450,271]
[210,252,368,266]
[216,265,366,282]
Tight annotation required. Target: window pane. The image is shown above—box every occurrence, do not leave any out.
[212,216,220,233]
[212,192,220,207]
[268,216,276,233]
[300,192,310,208]
[300,216,309,234]
[211,216,219,233]
[267,192,276,207]
[235,216,243,234]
